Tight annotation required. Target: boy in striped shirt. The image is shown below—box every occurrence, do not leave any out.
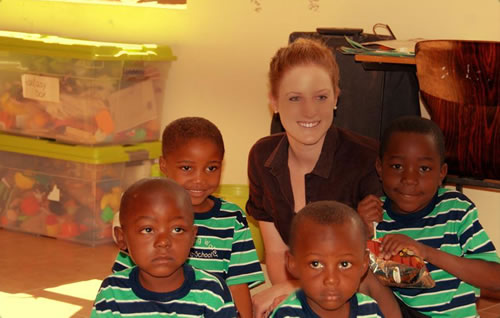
[358,116,500,318]
[270,201,385,318]
[112,117,264,317]
[92,178,236,317]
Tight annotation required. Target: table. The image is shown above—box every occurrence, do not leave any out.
[354,54,416,65]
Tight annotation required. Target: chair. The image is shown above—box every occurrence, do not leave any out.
[415,40,500,191]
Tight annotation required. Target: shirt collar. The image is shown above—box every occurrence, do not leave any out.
[264,125,338,179]
[130,263,193,301]
[297,289,358,317]
[383,190,440,224]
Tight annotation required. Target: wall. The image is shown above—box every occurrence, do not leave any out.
[0,0,499,245]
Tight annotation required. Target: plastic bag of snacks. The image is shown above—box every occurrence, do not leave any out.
[366,239,435,288]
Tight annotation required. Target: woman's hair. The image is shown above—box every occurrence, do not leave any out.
[268,38,340,99]
[380,116,446,164]
[161,117,225,158]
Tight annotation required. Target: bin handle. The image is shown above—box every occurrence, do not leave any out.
[372,23,396,40]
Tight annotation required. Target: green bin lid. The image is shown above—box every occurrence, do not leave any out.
[0,133,161,164]
[0,30,176,61]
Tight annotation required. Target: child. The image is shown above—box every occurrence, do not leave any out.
[270,200,384,318]
[92,178,236,317]
[358,116,500,318]
[112,117,264,318]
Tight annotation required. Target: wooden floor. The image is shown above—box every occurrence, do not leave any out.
[0,228,499,317]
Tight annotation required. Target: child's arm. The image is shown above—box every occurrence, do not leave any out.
[359,270,402,318]
[380,234,500,291]
[229,283,252,318]
[252,221,298,318]
[357,195,384,238]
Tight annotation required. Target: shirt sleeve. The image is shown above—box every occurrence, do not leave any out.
[226,208,265,287]
[205,276,238,318]
[269,293,303,317]
[246,145,274,222]
[458,202,500,263]
[111,250,135,273]
[91,278,121,318]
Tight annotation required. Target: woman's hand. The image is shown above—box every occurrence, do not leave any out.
[252,282,295,318]
[357,195,383,237]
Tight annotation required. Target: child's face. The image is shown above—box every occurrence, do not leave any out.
[271,64,337,149]
[115,195,197,293]
[160,138,222,213]
[376,132,447,214]
[287,219,368,317]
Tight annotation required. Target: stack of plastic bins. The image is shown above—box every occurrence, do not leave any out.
[0,31,175,244]
[0,133,161,245]
[0,30,176,145]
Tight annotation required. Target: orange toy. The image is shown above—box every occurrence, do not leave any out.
[0,111,14,129]
[45,214,60,236]
[60,221,80,238]
[95,109,115,134]
[20,194,41,216]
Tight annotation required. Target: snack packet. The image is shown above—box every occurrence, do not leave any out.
[367,239,435,288]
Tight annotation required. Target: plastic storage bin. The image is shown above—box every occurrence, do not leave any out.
[0,133,161,245]
[0,31,176,145]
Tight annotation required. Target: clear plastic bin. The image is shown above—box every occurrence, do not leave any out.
[0,31,175,145]
[0,133,161,245]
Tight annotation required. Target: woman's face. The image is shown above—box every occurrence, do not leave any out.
[272,64,337,149]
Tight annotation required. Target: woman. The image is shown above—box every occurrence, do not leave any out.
[246,38,400,318]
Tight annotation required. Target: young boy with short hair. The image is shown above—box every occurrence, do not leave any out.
[92,178,236,317]
[358,116,500,317]
[270,200,384,318]
[112,117,264,317]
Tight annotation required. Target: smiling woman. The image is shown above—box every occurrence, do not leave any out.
[245,38,404,318]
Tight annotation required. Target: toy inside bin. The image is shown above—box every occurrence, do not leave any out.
[0,133,161,245]
[0,31,176,145]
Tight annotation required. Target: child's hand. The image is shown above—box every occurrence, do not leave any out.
[252,282,294,318]
[379,234,428,260]
[357,195,383,237]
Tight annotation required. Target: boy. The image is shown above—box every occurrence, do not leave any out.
[92,178,236,317]
[270,200,384,317]
[358,116,500,317]
[112,117,264,317]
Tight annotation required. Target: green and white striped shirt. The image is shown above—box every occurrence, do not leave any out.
[113,196,265,288]
[92,264,236,317]
[376,188,500,318]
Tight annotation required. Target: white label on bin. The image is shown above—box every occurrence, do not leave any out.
[21,74,60,103]
[108,79,157,133]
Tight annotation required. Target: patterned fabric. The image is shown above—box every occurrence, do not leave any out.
[112,196,264,288]
[270,290,384,318]
[91,264,236,317]
[376,188,500,318]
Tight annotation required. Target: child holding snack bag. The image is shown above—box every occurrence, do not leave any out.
[358,116,500,317]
